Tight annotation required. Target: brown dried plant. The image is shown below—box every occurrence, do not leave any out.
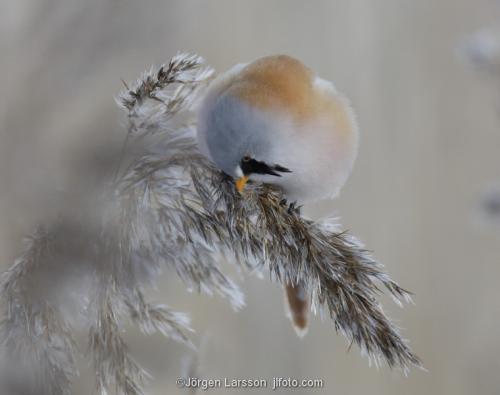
[0,53,421,395]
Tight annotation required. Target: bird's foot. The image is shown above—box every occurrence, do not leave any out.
[280,198,302,215]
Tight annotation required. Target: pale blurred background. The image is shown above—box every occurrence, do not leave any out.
[1,0,500,394]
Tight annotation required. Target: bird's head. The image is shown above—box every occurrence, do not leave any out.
[234,154,292,193]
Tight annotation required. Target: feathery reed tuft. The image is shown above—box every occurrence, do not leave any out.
[0,52,420,395]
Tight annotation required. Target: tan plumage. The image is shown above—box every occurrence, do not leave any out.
[228,55,315,121]
[229,55,354,135]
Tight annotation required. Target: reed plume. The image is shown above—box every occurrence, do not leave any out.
[0,53,420,395]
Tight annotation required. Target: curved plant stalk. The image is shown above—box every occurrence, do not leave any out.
[0,52,421,395]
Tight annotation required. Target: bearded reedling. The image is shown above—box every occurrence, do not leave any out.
[197,55,359,335]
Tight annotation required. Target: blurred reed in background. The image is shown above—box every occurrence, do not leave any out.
[1,1,500,394]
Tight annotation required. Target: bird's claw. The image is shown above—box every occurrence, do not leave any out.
[287,201,302,215]
[279,198,301,215]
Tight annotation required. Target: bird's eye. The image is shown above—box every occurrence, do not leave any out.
[242,155,251,162]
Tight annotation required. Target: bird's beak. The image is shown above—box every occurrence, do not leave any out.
[235,175,249,193]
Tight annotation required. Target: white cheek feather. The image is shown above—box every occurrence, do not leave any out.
[234,166,244,178]
[289,116,357,202]
[313,76,338,96]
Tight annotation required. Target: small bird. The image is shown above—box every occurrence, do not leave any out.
[196,55,359,336]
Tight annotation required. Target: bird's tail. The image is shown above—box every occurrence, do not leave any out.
[284,283,310,337]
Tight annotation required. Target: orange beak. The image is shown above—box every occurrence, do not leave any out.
[235,175,249,193]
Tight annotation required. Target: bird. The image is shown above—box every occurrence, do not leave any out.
[196,54,359,336]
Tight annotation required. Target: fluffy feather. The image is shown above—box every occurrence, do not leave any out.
[196,54,359,201]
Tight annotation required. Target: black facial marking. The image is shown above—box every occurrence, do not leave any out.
[273,164,292,173]
[240,156,292,177]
